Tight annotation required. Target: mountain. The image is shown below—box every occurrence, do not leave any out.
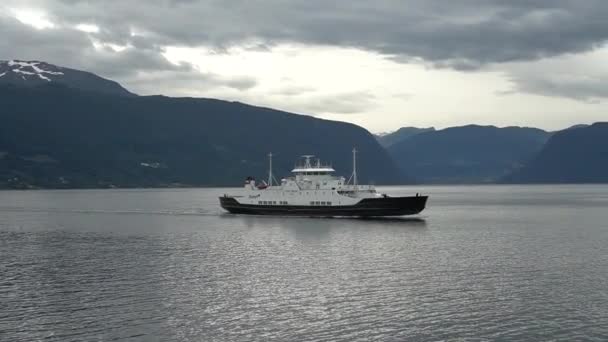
[387,125,551,183]
[0,60,135,97]
[376,127,435,147]
[562,124,590,131]
[505,123,608,183]
[0,82,406,189]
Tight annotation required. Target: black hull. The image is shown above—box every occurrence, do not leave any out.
[219,196,428,217]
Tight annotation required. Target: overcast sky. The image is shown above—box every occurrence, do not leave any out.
[2,0,608,132]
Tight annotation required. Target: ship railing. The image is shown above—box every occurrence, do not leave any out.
[340,185,376,191]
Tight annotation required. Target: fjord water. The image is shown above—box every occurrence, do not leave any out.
[1,186,607,341]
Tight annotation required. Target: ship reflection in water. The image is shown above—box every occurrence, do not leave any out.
[221,212,428,231]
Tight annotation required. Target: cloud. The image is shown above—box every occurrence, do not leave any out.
[0,12,257,94]
[272,85,317,97]
[126,70,257,96]
[4,0,608,104]
[284,91,377,115]
[498,48,608,101]
[5,0,608,69]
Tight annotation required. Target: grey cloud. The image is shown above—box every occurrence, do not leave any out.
[505,72,608,102]
[0,14,179,76]
[125,70,258,96]
[0,13,257,94]
[0,14,90,63]
[217,90,377,117]
[10,0,608,69]
[273,85,317,97]
[495,49,608,101]
[294,92,377,115]
[5,0,608,102]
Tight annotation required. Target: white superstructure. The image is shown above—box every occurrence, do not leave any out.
[237,149,381,207]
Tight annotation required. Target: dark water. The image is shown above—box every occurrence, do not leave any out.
[1,185,607,341]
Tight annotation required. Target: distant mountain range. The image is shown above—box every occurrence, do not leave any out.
[375,127,435,147]
[386,125,551,183]
[505,123,608,183]
[0,59,606,188]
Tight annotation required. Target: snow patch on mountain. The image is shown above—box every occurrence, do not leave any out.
[2,60,65,82]
[1,59,136,96]
[13,69,35,75]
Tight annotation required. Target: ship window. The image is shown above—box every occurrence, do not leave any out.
[327,202,332,205]
[310,201,314,205]
[321,201,326,205]
[258,201,261,204]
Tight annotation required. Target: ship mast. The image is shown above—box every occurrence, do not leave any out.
[352,148,358,189]
[268,152,273,187]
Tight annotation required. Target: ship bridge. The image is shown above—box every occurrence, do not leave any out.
[291,155,335,175]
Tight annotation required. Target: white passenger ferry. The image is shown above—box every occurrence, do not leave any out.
[219,149,427,217]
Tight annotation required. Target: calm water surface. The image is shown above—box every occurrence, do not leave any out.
[1,185,607,341]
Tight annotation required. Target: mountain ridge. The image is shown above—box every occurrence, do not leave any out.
[387,125,551,183]
[375,126,435,147]
[0,59,136,97]
[505,122,608,183]
[0,81,407,189]
[2,59,606,187]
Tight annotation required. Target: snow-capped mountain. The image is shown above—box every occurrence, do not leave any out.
[0,60,65,82]
[0,60,135,96]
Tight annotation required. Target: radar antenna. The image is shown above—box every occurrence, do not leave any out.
[301,155,315,169]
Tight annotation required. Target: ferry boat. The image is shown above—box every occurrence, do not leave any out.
[219,149,428,217]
